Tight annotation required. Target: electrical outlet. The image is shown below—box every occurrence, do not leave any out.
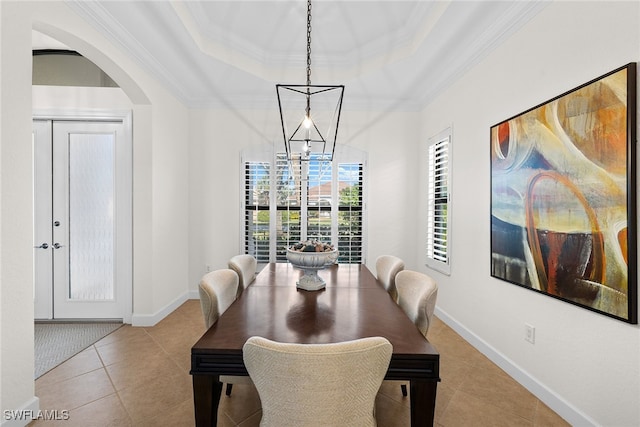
[206,265,211,272]
[525,324,535,344]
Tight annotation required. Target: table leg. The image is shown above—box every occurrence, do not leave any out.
[410,380,437,427]
[193,374,222,426]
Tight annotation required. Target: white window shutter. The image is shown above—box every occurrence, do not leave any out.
[426,131,451,274]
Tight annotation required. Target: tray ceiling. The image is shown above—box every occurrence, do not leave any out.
[61,1,548,111]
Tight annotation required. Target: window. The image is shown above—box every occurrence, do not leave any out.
[243,160,272,262]
[426,129,451,274]
[243,149,366,264]
[336,163,363,263]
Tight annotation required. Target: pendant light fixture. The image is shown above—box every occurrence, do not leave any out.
[276,0,344,162]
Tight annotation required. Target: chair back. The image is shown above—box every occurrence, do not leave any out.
[396,270,438,337]
[243,336,392,427]
[375,255,405,302]
[228,254,257,298]
[198,269,239,329]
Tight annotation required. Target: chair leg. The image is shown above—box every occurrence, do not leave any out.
[225,383,233,396]
[401,383,408,397]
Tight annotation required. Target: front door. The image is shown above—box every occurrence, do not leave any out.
[33,119,131,320]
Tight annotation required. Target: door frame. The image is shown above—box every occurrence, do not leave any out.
[33,109,133,323]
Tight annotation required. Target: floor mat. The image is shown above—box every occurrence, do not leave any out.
[34,322,123,378]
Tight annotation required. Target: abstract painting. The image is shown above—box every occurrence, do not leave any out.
[490,63,637,323]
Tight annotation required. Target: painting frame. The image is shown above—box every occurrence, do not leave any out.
[490,63,637,324]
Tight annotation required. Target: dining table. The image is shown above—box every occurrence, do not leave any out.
[190,262,440,426]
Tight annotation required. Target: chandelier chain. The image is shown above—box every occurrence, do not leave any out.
[306,0,312,87]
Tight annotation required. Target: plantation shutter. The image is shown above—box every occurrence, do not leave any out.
[426,132,451,274]
[244,161,271,262]
[337,162,363,263]
[307,158,333,243]
[274,154,302,261]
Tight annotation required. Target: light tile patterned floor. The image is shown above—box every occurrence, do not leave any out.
[30,300,570,426]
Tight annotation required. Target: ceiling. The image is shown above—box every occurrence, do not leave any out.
[54,1,548,111]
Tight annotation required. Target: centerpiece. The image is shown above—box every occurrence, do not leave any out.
[286,240,338,291]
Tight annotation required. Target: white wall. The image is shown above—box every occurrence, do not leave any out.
[188,108,279,289]
[417,2,640,426]
[341,110,421,273]
[0,1,37,418]
[1,1,191,421]
[32,86,131,111]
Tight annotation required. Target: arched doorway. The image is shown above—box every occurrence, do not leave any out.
[31,27,149,323]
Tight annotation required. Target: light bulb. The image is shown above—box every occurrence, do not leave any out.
[303,115,312,129]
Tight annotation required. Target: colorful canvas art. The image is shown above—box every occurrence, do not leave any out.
[490,63,637,323]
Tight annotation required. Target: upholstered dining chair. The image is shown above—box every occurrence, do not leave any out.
[395,269,438,397]
[375,255,405,302]
[243,336,393,427]
[228,254,257,299]
[198,268,253,397]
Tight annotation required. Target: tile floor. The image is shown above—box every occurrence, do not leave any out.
[30,299,570,426]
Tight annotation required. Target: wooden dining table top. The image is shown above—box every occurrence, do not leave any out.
[192,262,439,361]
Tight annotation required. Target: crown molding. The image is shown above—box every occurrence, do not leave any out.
[66,0,194,104]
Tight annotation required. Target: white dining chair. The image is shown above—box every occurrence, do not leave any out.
[228,254,257,299]
[395,269,438,396]
[375,255,405,302]
[243,336,392,427]
[198,268,253,397]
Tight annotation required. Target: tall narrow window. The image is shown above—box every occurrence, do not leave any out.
[337,163,363,263]
[274,154,302,261]
[426,130,451,274]
[307,158,333,243]
[244,161,271,262]
[243,149,366,264]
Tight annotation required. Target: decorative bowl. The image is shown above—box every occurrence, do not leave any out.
[286,247,338,291]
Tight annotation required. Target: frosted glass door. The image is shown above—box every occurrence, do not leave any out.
[68,132,115,300]
[53,122,112,318]
[52,121,127,319]
[34,119,130,320]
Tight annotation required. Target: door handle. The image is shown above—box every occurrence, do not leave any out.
[34,243,49,249]
[53,243,65,249]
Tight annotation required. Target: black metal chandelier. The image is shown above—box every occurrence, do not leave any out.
[276,0,344,162]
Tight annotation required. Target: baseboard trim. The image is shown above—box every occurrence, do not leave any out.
[131,292,189,327]
[1,397,39,427]
[434,307,596,427]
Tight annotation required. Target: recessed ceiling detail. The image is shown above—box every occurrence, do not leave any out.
[65,1,548,111]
